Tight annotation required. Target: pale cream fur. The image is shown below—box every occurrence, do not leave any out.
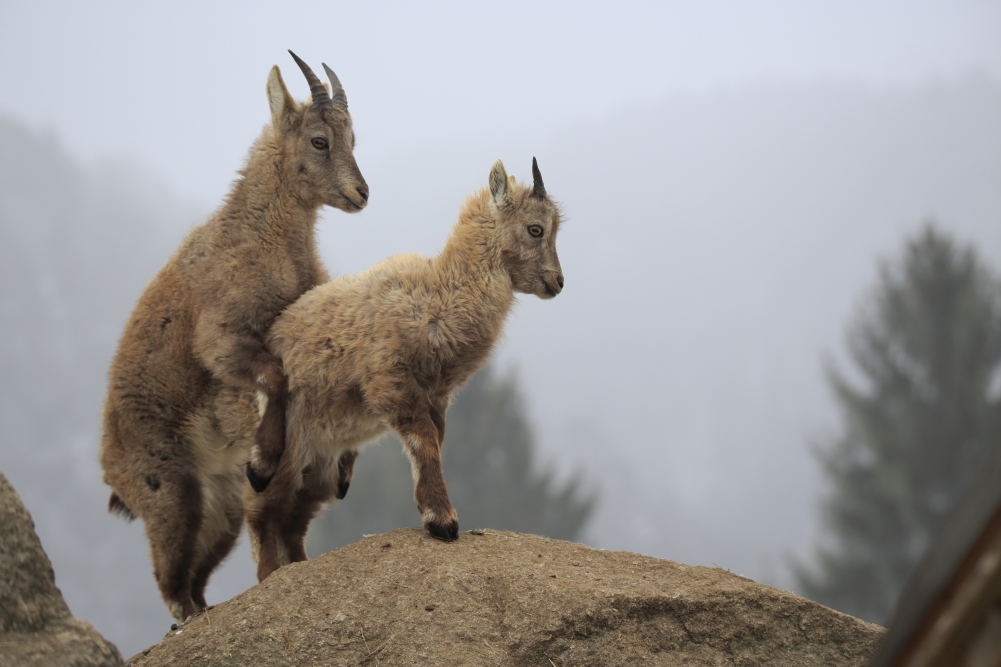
[239,159,564,580]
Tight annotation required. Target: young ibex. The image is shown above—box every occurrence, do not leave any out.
[99,51,368,620]
[238,158,563,581]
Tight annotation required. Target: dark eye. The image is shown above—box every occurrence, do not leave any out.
[311,137,328,150]
[527,224,544,238]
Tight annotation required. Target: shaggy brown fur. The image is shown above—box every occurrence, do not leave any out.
[238,158,564,581]
[99,53,367,621]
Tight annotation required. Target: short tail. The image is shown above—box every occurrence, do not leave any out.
[108,492,136,521]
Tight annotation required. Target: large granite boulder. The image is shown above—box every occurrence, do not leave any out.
[129,527,883,666]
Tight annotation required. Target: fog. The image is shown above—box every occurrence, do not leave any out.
[2,1,1000,658]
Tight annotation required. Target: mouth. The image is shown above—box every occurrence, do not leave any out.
[542,280,560,298]
[343,196,366,212]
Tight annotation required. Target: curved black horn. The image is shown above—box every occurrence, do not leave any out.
[288,50,332,109]
[531,157,546,199]
[322,63,348,110]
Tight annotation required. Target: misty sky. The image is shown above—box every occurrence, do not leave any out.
[2,1,1001,657]
[2,2,999,208]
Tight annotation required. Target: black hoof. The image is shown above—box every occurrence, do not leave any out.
[246,462,272,493]
[427,519,459,542]
[335,480,350,500]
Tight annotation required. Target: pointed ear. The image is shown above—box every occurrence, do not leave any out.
[266,65,298,131]
[489,160,508,207]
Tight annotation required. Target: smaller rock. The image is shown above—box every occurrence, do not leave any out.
[0,471,122,667]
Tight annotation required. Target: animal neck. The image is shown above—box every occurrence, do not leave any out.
[220,131,319,243]
[433,189,516,330]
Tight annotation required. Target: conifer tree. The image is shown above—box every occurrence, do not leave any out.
[307,365,595,554]
[796,226,1001,623]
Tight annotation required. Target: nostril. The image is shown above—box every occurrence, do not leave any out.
[357,187,369,203]
[557,275,564,289]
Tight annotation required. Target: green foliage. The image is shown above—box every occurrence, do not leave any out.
[306,365,596,555]
[795,226,1001,624]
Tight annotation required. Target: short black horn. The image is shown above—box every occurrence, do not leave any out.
[531,157,546,199]
[322,63,348,110]
[288,50,332,109]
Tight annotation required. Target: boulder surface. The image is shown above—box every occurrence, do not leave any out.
[129,527,883,666]
[0,471,123,667]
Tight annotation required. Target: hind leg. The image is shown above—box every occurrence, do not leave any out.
[281,461,340,564]
[245,478,291,582]
[102,412,210,621]
[280,492,325,565]
[138,469,205,621]
[190,472,245,609]
[246,451,338,581]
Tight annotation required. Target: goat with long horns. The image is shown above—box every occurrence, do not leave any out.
[99,51,368,621]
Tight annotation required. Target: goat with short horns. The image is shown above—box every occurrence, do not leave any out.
[99,51,368,620]
[233,158,563,581]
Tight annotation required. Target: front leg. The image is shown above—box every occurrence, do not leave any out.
[246,359,287,493]
[194,317,288,492]
[391,410,458,542]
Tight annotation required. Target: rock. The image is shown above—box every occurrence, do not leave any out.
[129,527,883,666]
[0,471,123,667]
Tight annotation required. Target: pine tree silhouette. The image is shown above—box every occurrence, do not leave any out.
[795,226,1001,623]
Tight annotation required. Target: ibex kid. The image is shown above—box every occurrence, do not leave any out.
[239,158,563,580]
[99,51,368,620]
